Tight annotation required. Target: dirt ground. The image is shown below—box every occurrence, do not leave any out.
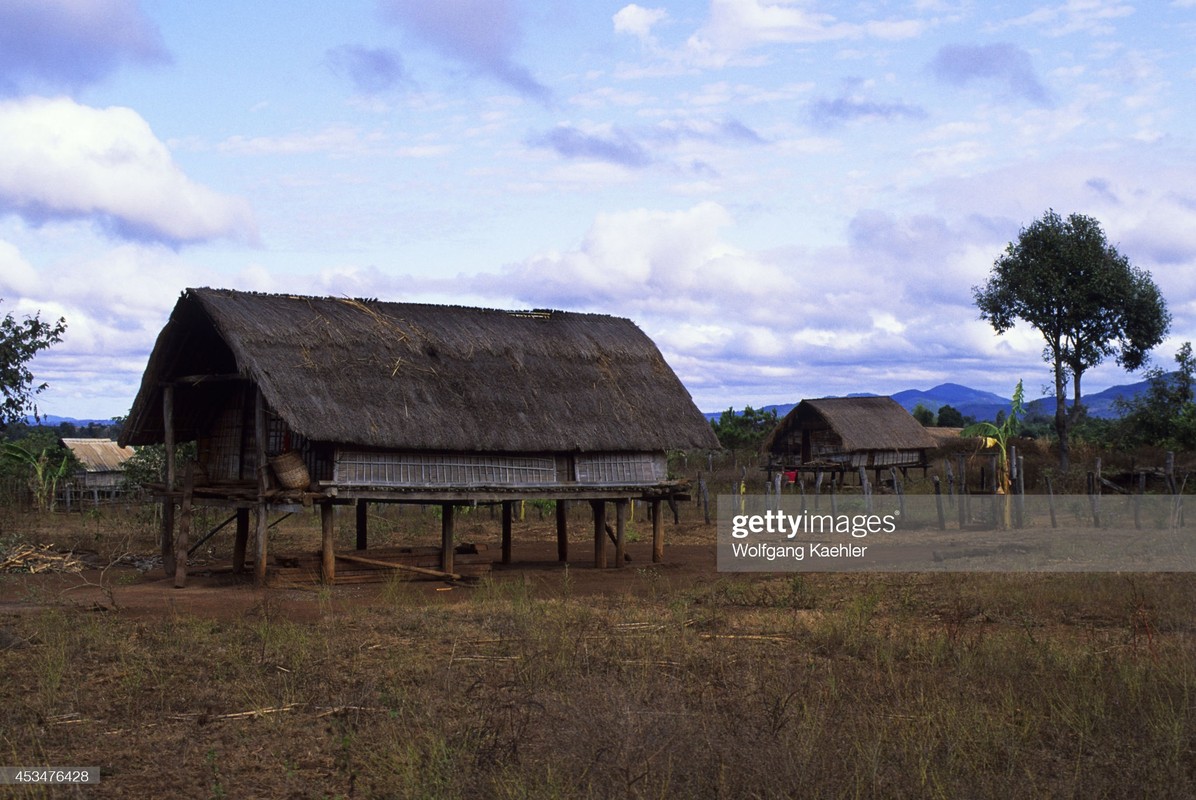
[0,541,721,624]
[0,507,724,622]
[4,499,1196,799]
[2,498,1192,620]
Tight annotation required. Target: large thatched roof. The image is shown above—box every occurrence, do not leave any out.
[763,396,937,454]
[121,288,719,453]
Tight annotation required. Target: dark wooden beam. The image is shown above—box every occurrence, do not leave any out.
[173,461,195,588]
[254,387,269,585]
[556,499,568,562]
[591,500,606,569]
[161,385,176,577]
[440,503,455,573]
[232,508,249,574]
[652,499,664,563]
[162,373,244,387]
[614,499,627,568]
[321,503,335,585]
[501,501,514,564]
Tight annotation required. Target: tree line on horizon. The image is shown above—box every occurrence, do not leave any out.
[0,208,1188,471]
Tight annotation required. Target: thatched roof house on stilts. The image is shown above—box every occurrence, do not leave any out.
[763,396,936,487]
[120,288,718,586]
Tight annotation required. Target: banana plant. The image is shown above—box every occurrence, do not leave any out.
[2,441,74,512]
[961,379,1025,494]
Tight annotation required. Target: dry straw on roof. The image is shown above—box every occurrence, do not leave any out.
[123,288,719,454]
[59,439,134,473]
[763,396,937,453]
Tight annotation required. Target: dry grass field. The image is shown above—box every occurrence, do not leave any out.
[1,487,1195,798]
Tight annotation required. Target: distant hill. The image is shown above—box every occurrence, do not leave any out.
[703,403,794,422]
[891,383,1013,422]
[24,415,119,427]
[1023,378,1153,420]
[706,375,1164,423]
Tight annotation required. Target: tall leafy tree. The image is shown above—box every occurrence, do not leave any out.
[711,405,779,451]
[936,404,966,428]
[973,211,1169,470]
[1114,342,1196,451]
[1,299,66,430]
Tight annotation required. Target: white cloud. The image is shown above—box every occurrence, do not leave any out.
[218,125,384,157]
[683,0,927,67]
[4,240,203,417]
[0,96,257,245]
[614,5,669,44]
[995,0,1134,37]
[473,202,1003,409]
[0,240,38,296]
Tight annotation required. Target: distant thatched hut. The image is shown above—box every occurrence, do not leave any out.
[120,288,718,585]
[763,396,936,484]
[59,438,134,508]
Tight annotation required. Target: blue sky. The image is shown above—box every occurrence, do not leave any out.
[2,0,1195,419]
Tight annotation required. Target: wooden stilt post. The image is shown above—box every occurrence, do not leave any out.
[592,500,606,568]
[615,499,627,568]
[355,499,368,551]
[161,385,176,577]
[232,507,249,574]
[173,461,195,588]
[254,388,269,585]
[651,498,664,563]
[441,503,455,573]
[933,476,945,531]
[321,503,336,584]
[556,500,569,561]
[501,500,514,564]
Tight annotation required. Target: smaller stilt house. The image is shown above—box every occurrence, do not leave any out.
[120,288,719,586]
[763,396,936,486]
[59,438,135,508]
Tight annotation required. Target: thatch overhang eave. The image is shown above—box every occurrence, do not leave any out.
[119,292,249,447]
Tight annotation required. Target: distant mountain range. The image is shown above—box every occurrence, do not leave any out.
[705,375,1165,423]
[23,414,119,427]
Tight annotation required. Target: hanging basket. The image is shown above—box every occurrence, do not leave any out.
[269,451,311,490]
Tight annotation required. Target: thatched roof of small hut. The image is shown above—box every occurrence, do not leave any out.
[763,396,937,454]
[121,288,719,453]
[60,439,134,473]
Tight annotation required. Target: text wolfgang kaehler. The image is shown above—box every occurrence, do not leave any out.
[729,510,896,562]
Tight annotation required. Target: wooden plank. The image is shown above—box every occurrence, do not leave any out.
[336,552,462,581]
[321,503,335,585]
[315,486,691,503]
